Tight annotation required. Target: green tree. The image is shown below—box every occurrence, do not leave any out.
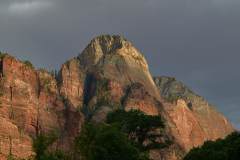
[0,52,8,59]
[75,123,141,160]
[75,110,168,160]
[32,132,69,160]
[184,132,240,160]
[106,110,167,151]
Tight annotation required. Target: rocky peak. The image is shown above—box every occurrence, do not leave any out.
[84,35,128,54]
[0,36,235,160]
[78,35,149,71]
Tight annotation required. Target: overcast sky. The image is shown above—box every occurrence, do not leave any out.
[0,0,239,129]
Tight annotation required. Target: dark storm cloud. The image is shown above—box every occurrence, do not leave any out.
[0,0,239,128]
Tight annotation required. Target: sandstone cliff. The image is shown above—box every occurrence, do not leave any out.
[154,76,234,152]
[0,35,234,160]
[0,54,66,159]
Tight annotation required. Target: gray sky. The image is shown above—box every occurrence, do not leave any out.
[0,0,239,129]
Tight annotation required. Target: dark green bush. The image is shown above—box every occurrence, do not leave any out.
[32,132,69,160]
[0,52,8,59]
[75,109,168,160]
[107,109,167,151]
[75,123,141,160]
[23,60,34,69]
[184,132,240,160]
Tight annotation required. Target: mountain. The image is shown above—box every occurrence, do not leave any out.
[0,35,234,160]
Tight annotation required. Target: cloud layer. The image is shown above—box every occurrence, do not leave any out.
[8,0,53,14]
[0,0,239,129]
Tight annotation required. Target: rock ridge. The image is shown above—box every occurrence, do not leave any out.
[0,35,235,160]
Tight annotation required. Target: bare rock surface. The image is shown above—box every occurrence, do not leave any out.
[0,35,234,160]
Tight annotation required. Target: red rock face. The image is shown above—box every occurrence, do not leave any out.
[59,58,85,109]
[154,76,235,156]
[0,55,65,159]
[163,100,208,151]
[0,35,235,160]
[123,83,160,116]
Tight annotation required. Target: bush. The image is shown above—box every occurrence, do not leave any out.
[0,52,8,59]
[107,109,167,151]
[75,110,168,160]
[23,60,34,69]
[75,123,141,160]
[184,132,240,160]
[32,132,69,160]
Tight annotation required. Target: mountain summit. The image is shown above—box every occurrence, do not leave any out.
[0,35,234,160]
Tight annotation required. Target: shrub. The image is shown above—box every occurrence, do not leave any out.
[23,60,34,69]
[107,109,167,151]
[32,132,69,160]
[75,109,168,160]
[184,132,240,160]
[75,123,141,160]
[0,52,8,59]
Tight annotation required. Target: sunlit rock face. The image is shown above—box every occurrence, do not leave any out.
[154,76,234,152]
[0,55,66,159]
[78,35,160,99]
[0,35,234,160]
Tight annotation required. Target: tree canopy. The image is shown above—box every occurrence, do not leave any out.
[75,109,167,160]
[184,132,240,160]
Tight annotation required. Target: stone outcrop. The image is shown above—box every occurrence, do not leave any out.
[154,76,234,152]
[0,35,235,160]
[0,55,66,159]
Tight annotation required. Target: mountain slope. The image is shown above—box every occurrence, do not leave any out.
[154,76,234,152]
[0,35,234,160]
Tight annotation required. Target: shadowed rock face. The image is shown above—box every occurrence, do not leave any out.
[153,76,234,152]
[0,35,235,160]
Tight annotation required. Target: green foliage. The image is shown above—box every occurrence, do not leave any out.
[23,60,34,69]
[107,110,167,151]
[32,132,69,160]
[36,150,70,160]
[184,132,240,160]
[75,123,141,160]
[42,78,51,92]
[0,52,8,59]
[75,110,167,160]
[32,133,57,160]
[7,154,15,160]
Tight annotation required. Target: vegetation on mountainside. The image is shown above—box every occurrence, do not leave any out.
[4,109,166,160]
[13,110,240,160]
[75,123,142,160]
[184,132,240,160]
[23,60,34,69]
[33,132,70,160]
[0,51,8,59]
[106,110,168,151]
[75,109,168,160]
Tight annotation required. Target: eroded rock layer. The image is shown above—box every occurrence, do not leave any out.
[0,35,234,160]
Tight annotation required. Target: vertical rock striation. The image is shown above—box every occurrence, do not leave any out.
[0,35,235,160]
